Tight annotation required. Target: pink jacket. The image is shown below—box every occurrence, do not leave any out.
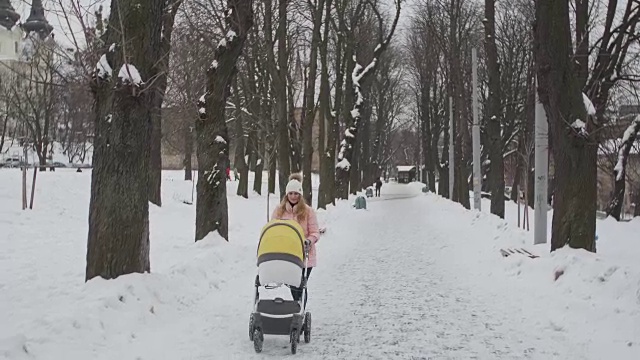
[271,203,320,267]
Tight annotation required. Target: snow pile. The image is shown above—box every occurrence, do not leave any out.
[335,158,350,170]
[118,64,144,86]
[572,119,589,137]
[583,92,596,115]
[459,195,640,358]
[96,55,112,79]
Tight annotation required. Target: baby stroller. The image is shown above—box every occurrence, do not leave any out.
[249,219,311,354]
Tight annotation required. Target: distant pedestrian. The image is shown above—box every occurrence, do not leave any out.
[374,178,382,197]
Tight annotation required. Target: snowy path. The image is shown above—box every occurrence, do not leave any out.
[123,195,589,359]
[298,197,582,359]
[2,173,638,359]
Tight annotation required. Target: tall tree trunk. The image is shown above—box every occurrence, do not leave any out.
[535,0,596,252]
[349,119,362,195]
[268,144,276,194]
[148,0,182,206]
[149,96,163,205]
[302,0,325,205]
[420,83,435,192]
[233,80,249,198]
[195,0,254,241]
[449,0,469,209]
[318,0,337,209]
[184,123,193,180]
[439,111,450,197]
[484,0,504,217]
[316,0,329,207]
[607,117,640,220]
[350,94,371,194]
[288,84,302,174]
[245,50,261,195]
[575,0,589,90]
[336,38,356,200]
[0,114,8,152]
[361,110,372,187]
[511,150,521,202]
[275,0,291,198]
[634,184,640,217]
[86,0,164,281]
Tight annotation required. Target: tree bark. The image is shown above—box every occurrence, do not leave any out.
[535,0,596,252]
[184,123,193,180]
[607,116,640,220]
[484,0,504,218]
[316,0,330,208]
[318,0,337,209]
[195,0,254,241]
[233,80,249,199]
[301,0,325,205]
[0,113,8,153]
[148,0,182,206]
[439,110,450,197]
[634,185,640,217]
[86,0,164,281]
[275,0,291,198]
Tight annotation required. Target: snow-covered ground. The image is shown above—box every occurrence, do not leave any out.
[1,169,639,359]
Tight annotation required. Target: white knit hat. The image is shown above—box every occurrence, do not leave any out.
[285,179,303,195]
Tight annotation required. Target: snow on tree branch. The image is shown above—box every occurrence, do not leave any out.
[96,55,112,79]
[118,64,144,86]
[613,115,640,181]
[334,0,402,177]
[198,93,207,117]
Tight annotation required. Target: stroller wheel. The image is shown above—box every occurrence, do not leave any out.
[303,312,311,343]
[253,328,263,353]
[248,314,255,341]
[290,330,299,354]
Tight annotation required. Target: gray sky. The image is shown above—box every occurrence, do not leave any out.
[12,0,107,49]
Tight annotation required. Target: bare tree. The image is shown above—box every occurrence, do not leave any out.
[195,0,254,242]
[148,0,184,206]
[607,115,640,219]
[534,0,593,251]
[86,0,165,280]
[536,0,640,251]
[335,0,401,199]
[483,0,504,217]
[369,46,407,185]
[3,35,62,170]
[300,0,326,205]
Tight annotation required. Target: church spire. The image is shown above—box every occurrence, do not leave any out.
[0,0,20,30]
[22,0,53,38]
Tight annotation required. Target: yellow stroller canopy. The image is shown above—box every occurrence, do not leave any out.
[256,220,306,286]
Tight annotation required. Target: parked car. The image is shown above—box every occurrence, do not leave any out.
[46,161,67,168]
[3,157,24,168]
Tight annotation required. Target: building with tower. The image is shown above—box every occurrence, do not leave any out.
[0,0,57,165]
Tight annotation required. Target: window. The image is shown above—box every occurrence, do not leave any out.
[15,41,18,54]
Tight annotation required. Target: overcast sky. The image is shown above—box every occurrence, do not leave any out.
[11,0,107,49]
[10,0,420,50]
